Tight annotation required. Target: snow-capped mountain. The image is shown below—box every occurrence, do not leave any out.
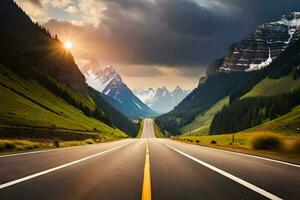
[134,86,190,114]
[207,12,300,75]
[81,61,157,118]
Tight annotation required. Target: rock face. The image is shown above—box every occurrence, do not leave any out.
[209,12,300,74]
[0,0,88,96]
[82,62,156,118]
[134,86,190,114]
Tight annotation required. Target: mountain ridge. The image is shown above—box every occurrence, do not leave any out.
[82,61,157,118]
[134,86,190,114]
[155,11,300,135]
[207,12,300,75]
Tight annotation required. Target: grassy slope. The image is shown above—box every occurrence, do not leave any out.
[243,75,300,98]
[0,65,126,139]
[246,105,300,135]
[136,119,144,138]
[153,120,165,138]
[178,105,300,150]
[180,97,229,136]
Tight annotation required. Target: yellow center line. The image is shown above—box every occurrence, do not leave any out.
[142,140,152,200]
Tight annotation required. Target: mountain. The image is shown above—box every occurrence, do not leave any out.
[133,88,156,106]
[82,62,157,119]
[0,0,87,96]
[208,12,300,74]
[134,86,190,114]
[155,72,256,135]
[0,0,138,138]
[156,12,300,136]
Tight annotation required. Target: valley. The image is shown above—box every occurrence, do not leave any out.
[0,0,300,199]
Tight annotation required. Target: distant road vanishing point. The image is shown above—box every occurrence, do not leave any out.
[0,119,299,200]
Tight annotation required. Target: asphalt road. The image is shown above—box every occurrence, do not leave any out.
[0,118,299,200]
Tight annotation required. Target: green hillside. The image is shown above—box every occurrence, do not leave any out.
[178,105,300,151]
[243,75,300,98]
[181,96,229,136]
[246,104,300,135]
[0,64,126,139]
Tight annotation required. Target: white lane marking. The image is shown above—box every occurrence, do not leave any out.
[0,142,133,190]
[170,140,300,168]
[164,144,282,200]
[0,140,129,158]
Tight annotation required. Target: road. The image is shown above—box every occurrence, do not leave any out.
[0,118,299,200]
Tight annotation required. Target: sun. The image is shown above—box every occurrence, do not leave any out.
[64,41,73,49]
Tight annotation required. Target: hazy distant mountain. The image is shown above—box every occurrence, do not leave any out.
[82,62,156,119]
[134,86,190,114]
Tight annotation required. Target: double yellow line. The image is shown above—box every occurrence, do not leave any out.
[142,141,152,200]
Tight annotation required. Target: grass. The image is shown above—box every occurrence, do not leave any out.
[177,131,300,155]
[136,119,144,138]
[180,96,229,136]
[251,134,282,150]
[0,64,127,139]
[153,121,165,138]
[0,137,121,153]
[176,105,300,160]
[245,105,300,135]
[0,139,51,151]
[179,75,300,136]
[243,74,300,98]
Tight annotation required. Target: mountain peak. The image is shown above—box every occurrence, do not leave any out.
[134,86,190,114]
[103,65,114,73]
[83,64,156,118]
[174,86,182,92]
[210,11,300,74]
[283,12,300,21]
[81,58,102,75]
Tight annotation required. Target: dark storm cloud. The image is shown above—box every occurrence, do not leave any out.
[44,0,300,69]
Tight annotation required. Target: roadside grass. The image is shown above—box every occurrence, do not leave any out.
[136,119,144,138]
[0,137,122,153]
[0,139,50,151]
[176,130,300,158]
[153,121,165,138]
[176,101,300,156]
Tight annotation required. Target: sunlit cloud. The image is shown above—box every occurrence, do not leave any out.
[50,0,72,8]
[15,0,300,89]
[64,5,78,14]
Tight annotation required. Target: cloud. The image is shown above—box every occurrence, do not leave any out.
[78,0,107,27]
[64,5,78,14]
[15,0,49,22]
[50,0,72,8]
[20,0,300,69]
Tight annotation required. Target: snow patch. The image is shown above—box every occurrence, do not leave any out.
[133,99,142,110]
[247,45,272,71]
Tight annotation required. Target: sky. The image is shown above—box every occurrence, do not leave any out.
[16,0,300,90]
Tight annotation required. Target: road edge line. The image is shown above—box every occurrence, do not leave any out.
[164,143,282,200]
[0,142,134,190]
